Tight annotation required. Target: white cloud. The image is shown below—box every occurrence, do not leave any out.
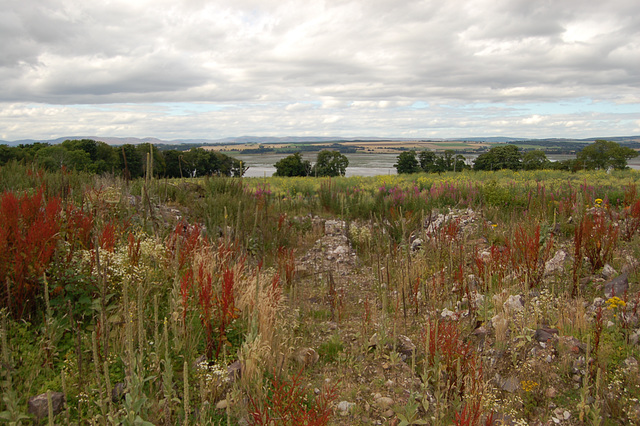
[1,0,639,140]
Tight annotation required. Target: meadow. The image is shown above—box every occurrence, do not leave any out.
[2,161,640,425]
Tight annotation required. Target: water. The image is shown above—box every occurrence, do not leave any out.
[234,152,640,177]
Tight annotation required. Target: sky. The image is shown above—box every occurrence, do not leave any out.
[1,0,639,142]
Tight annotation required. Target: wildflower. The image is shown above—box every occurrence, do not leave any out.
[491,224,498,229]
[521,380,539,392]
[606,296,626,310]
[595,198,603,207]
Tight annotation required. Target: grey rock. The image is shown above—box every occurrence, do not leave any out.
[495,373,519,393]
[411,238,423,252]
[534,328,559,343]
[112,382,126,403]
[227,360,242,382]
[292,347,319,367]
[504,294,524,312]
[545,250,568,275]
[601,264,617,280]
[375,396,394,410]
[28,392,64,421]
[396,335,416,357]
[337,401,355,416]
[604,273,629,298]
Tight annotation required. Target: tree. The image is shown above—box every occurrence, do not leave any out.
[119,144,144,179]
[312,150,349,177]
[473,145,522,171]
[577,140,638,170]
[522,150,550,170]
[418,151,437,172]
[394,150,421,174]
[273,152,312,177]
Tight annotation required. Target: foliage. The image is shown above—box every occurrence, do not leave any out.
[311,150,349,177]
[473,144,522,171]
[577,139,638,170]
[522,150,550,170]
[394,151,421,174]
[274,152,312,177]
[248,370,338,426]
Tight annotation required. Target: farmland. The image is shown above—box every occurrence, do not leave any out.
[2,163,640,424]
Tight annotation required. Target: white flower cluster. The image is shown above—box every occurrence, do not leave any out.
[349,223,372,247]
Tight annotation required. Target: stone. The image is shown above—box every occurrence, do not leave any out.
[604,273,629,298]
[396,335,416,357]
[504,294,524,312]
[112,382,126,403]
[28,392,65,421]
[216,399,228,410]
[534,327,559,343]
[227,360,242,382]
[545,387,557,398]
[292,347,319,367]
[545,250,568,275]
[601,264,617,280]
[337,401,355,416]
[495,373,519,393]
[411,238,423,252]
[375,396,394,410]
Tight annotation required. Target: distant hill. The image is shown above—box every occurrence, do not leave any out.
[2,135,639,147]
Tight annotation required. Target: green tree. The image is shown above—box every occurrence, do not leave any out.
[394,150,421,174]
[418,151,436,172]
[473,145,522,171]
[312,150,349,177]
[522,150,550,170]
[274,152,312,177]
[577,140,638,170]
[119,144,144,179]
[35,145,92,171]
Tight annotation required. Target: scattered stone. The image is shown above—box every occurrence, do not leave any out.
[396,335,416,357]
[604,273,629,298]
[545,250,568,276]
[504,294,524,312]
[216,399,228,410]
[545,387,557,398]
[112,382,126,403]
[411,238,423,252]
[337,401,355,416]
[227,360,242,382]
[292,347,319,367]
[441,307,457,319]
[495,373,519,393]
[534,328,559,343]
[28,392,65,421]
[601,264,617,280]
[375,396,394,410]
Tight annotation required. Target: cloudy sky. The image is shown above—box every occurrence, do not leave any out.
[1,0,639,141]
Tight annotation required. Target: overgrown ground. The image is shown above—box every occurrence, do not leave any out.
[2,163,640,425]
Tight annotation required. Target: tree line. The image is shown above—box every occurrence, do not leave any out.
[0,139,247,178]
[273,151,349,177]
[394,140,638,174]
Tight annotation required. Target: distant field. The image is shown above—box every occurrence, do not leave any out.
[202,140,490,153]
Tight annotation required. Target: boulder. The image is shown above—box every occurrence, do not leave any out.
[28,392,64,421]
[604,273,629,298]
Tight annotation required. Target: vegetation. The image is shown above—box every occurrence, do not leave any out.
[273,152,312,176]
[395,150,469,174]
[274,150,349,177]
[0,140,246,178]
[3,153,640,424]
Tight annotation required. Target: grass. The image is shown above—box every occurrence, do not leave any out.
[2,161,640,424]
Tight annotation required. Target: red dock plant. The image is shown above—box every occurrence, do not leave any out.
[0,188,62,319]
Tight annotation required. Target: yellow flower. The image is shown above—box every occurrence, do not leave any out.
[595,198,603,205]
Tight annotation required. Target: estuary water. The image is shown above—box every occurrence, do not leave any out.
[235,152,640,178]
